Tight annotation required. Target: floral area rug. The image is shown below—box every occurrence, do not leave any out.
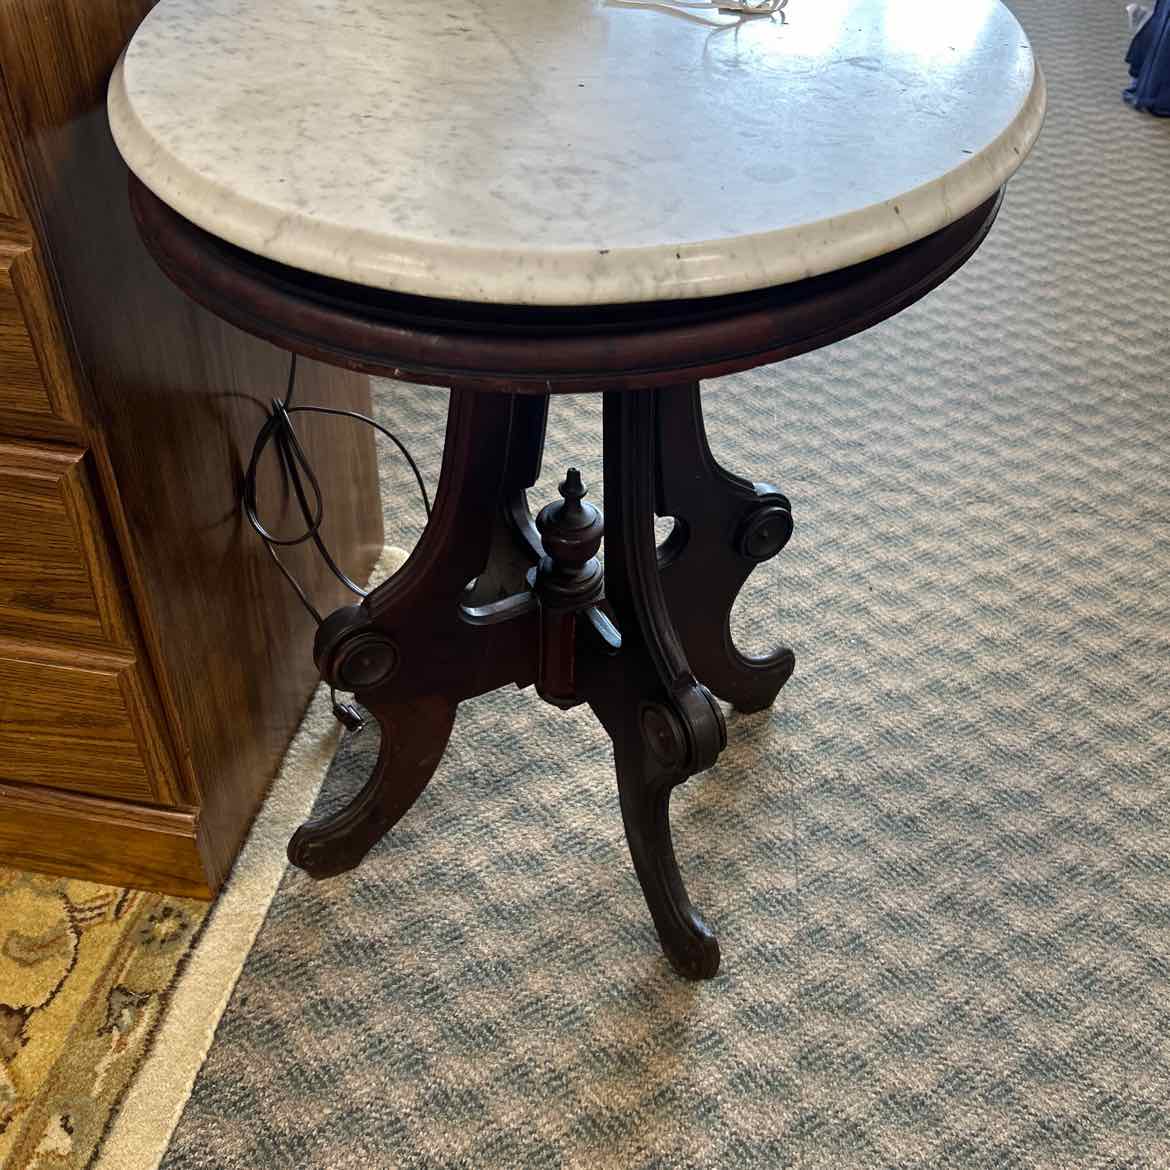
[0,867,208,1170]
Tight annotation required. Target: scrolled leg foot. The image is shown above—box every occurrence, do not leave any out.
[581,390,728,978]
[291,389,538,880]
[616,699,722,979]
[288,695,457,878]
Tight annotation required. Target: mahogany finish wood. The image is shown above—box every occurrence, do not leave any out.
[656,385,795,713]
[128,167,1002,972]
[0,0,383,894]
[130,177,1002,394]
[289,382,777,977]
[289,695,457,880]
[291,391,540,876]
[532,468,606,708]
[587,390,727,977]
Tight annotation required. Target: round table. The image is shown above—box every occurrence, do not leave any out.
[109,0,1044,978]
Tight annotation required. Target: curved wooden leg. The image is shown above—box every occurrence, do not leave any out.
[289,389,540,879]
[463,392,548,605]
[583,390,726,979]
[656,383,795,713]
[602,689,723,979]
[288,696,456,878]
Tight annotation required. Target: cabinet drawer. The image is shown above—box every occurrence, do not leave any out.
[0,441,132,649]
[0,639,181,804]
[0,233,79,424]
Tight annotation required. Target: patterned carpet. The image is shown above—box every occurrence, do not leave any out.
[0,870,207,1170]
[159,0,1170,1166]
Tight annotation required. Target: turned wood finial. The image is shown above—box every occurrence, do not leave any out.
[533,468,606,709]
[536,467,605,576]
[560,467,588,518]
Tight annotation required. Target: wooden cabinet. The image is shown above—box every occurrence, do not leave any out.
[0,233,79,424]
[0,0,383,895]
[0,242,50,417]
[0,442,132,647]
[0,640,180,803]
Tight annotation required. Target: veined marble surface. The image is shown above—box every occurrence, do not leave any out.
[109,0,1044,306]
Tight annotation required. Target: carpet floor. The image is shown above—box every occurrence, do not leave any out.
[136,0,1170,1165]
[0,870,208,1170]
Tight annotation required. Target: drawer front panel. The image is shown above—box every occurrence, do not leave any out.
[0,641,177,804]
[0,240,51,414]
[0,441,131,648]
[0,233,79,424]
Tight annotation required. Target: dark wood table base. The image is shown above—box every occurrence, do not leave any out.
[130,178,1002,977]
[298,383,792,978]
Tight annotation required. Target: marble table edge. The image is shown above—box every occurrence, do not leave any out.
[108,55,1046,307]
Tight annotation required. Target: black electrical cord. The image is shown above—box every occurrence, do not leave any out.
[242,352,431,625]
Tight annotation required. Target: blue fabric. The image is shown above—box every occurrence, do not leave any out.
[1125,0,1170,114]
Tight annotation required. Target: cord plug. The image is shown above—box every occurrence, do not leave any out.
[331,689,367,735]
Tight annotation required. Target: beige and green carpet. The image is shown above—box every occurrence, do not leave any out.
[6,0,1170,1165]
[0,870,207,1169]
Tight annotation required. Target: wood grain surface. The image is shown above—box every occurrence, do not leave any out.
[0,440,134,647]
[0,635,182,803]
[0,130,20,221]
[0,230,82,426]
[0,779,209,897]
[0,0,383,892]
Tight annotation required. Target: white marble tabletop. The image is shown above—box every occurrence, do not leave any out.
[109,0,1044,306]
